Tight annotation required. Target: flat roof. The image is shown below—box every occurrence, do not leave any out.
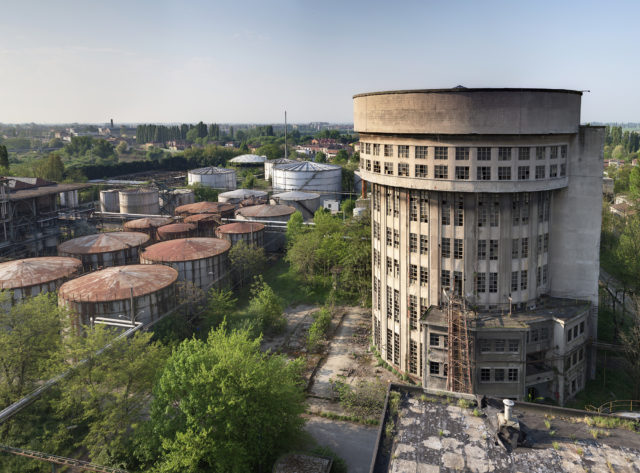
[8,182,90,201]
[353,87,584,99]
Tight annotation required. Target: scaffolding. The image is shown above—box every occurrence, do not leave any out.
[446,294,473,394]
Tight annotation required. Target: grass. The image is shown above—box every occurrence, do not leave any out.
[552,441,560,450]
[457,398,471,409]
[472,408,482,417]
[544,419,552,430]
[310,409,379,426]
[583,416,638,432]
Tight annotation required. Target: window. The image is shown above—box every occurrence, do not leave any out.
[537,266,541,286]
[521,238,529,258]
[498,147,511,161]
[498,167,511,180]
[386,286,392,317]
[410,233,417,252]
[435,147,448,160]
[518,147,530,160]
[480,368,491,382]
[373,144,380,156]
[535,165,545,179]
[409,264,417,283]
[561,145,567,159]
[420,235,428,254]
[540,327,549,340]
[518,166,530,180]
[430,362,440,375]
[374,318,380,348]
[410,195,418,221]
[508,340,519,352]
[386,228,392,246]
[384,144,393,157]
[511,271,518,291]
[384,162,393,175]
[550,146,558,159]
[366,160,371,171]
[398,163,409,176]
[476,273,486,293]
[495,340,505,352]
[393,333,399,364]
[386,329,392,361]
[480,339,491,352]
[512,238,519,258]
[420,195,429,223]
[416,146,427,159]
[489,273,498,293]
[373,161,380,173]
[420,266,428,285]
[579,321,585,334]
[430,333,440,346]
[573,325,578,339]
[494,368,505,382]
[489,240,498,260]
[560,163,566,176]
[434,165,448,179]
[537,235,543,253]
[477,166,491,180]
[441,238,451,258]
[393,229,399,248]
[409,296,417,329]
[549,164,557,177]
[477,147,491,161]
[567,328,573,342]
[543,264,548,284]
[490,201,499,227]
[386,257,392,274]
[415,164,428,177]
[365,143,371,154]
[393,290,399,321]
[478,198,488,227]
[508,369,518,382]
[441,200,450,225]
[453,271,462,296]
[441,270,450,291]
[373,223,379,240]
[409,341,417,374]
[536,146,545,160]
[454,197,463,226]
[456,147,469,160]
[454,239,463,259]
[455,166,469,180]
[520,270,528,290]
[373,249,379,267]
[398,145,409,158]
[478,240,487,260]
[393,259,399,277]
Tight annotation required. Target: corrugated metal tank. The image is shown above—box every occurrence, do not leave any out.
[270,191,320,220]
[187,167,237,190]
[119,188,160,215]
[271,161,342,203]
[235,204,296,223]
[174,201,236,218]
[100,189,120,212]
[140,237,231,290]
[264,158,296,180]
[58,264,178,328]
[216,222,265,248]
[156,223,197,241]
[160,189,195,214]
[0,257,83,306]
[58,232,150,271]
[183,213,220,237]
[123,217,174,241]
[60,190,79,208]
[218,189,268,204]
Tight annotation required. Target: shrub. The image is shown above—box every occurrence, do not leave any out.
[307,308,332,352]
[333,379,387,419]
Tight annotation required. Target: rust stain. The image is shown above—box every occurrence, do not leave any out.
[0,257,82,289]
[141,237,231,262]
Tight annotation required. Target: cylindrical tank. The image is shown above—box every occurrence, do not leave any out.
[228,154,267,167]
[218,189,268,204]
[123,217,174,241]
[270,191,320,220]
[0,257,83,306]
[58,232,150,271]
[235,204,296,223]
[272,161,342,203]
[58,264,178,328]
[264,158,296,180]
[174,201,236,218]
[216,222,265,248]
[140,237,231,290]
[160,189,196,214]
[187,167,237,190]
[100,189,120,212]
[60,190,79,208]
[183,213,221,237]
[119,188,160,215]
[156,223,197,241]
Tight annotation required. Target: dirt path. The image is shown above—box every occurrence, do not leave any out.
[260,304,318,353]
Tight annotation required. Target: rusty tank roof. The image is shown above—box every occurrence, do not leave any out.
[58,264,178,302]
[175,201,235,215]
[183,213,221,224]
[0,257,83,289]
[156,223,196,235]
[141,237,231,262]
[236,204,296,218]
[58,232,150,255]
[216,222,265,234]
[123,217,173,230]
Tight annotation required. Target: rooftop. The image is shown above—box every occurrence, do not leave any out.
[236,204,296,218]
[216,222,265,234]
[228,154,267,164]
[141,237,230,262]
[58,232,150,255]
[175,201,235,215]
[188,166,235,175]
[372,385,640,473]
[0,257,82,289]
[218,189,268,199]
[123,217,173,230]
[273,161,341,172]
[3,177,90,201]
[271,190,321,200]
[156,223,196,234]
[353,87,583,98]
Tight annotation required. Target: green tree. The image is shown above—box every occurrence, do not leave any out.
[628,166,640,202]
[349,150,360,164]
[146,147,165,162]
[92,139,115,159]
[115,141,128,154]
[139,327,305,473]
[285,210,305,248]
[616,216,640,292]
[0,144,9,169]
[334,150,349,164]
[340,198,356,216]
[36,153,64,181]
[621,305,640,399]
[202,288,237,333]
[247,276,286,334]
[256,143,282,160]
[228,240,266,286]
[315,151,327,163]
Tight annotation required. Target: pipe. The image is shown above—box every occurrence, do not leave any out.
[503,399,514,421]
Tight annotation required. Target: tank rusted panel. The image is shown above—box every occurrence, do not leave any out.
[183,213,221,237]
[156,223,197,241]
[216,222,265,248]
[140,238,230,262]
[58,232,150,270]
[0,257,83,289]
[174,201,235,218]
[235,204,295,219]
[124,217,174,241]
[216,222,265,234]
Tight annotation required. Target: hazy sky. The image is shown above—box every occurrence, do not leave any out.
[0,0,637,124]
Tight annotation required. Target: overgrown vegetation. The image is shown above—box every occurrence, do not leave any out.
[332,378,387,420]
[307,307,333,352]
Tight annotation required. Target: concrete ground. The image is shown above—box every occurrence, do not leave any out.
[260,304,318,353]
[304,416,378,473]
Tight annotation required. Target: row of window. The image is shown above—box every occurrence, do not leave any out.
[361,144,568,161]
[566,347,585,370]
[381,328,423,375]
[479,367,519,383]
[362,160,567,180]
[479,339,520,353]
[567,320,586,342]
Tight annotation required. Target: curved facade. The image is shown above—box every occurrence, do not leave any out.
[119,188,160,215]
[271,161,342,203]
[357,88,604,405]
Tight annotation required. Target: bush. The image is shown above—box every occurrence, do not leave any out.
[247,276,286,334]
[333,378,387,418]
[307,308,332,352]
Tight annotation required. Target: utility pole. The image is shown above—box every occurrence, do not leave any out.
[284,110,288,159]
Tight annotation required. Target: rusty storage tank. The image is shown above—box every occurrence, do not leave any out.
[58,264,178,328]
[160,188,196,214]
[0,257,83,305]
[123,217,174,241]
[156,223,197,241]
[118,188,160,215]
[218,189,268,205]
[216,222,265,248]
[235,204,296,223]
[183,213,221,237]
[270,191,321,220]
[100,189,120,212]
[174,201,236,218]
[140,237,231,290]
[58,232,150,271]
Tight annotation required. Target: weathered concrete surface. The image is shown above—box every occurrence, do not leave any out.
[304,416,378,473]
[261,304,317,353]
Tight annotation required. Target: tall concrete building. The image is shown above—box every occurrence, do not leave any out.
[355,88,603,404]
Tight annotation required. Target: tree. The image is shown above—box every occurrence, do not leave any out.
[92,139,115,159]
[247,276,286,334]
[256,143,282,160]
[0,144,9,169]
[621,304,640,399]
[146,147,165,162]
[35,153,64,181]
[349,150,360,164]
[228,240,266,286]
[315,151,327,163]
[334,150,349,164]
[285,210,305,248]
[628,166,640,202]
[116,141,128,154]
[139,327,305,473]
[616,216,640,292]
[202,288,237,333]
[340,198,356,217]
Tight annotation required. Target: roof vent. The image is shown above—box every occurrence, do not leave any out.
[454,85,467,89]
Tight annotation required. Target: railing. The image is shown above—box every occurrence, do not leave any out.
[589,400,640,414]
[0,444,128,473]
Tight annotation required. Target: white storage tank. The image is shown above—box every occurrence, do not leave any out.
[228,154,267,167]
[140,237,231,291]
[270,191,320,220]
[218,189,268,205]
[272,161,342,203]
[100,189,120,212]
[264,158,296,180]
[60,190,79,208]
[187,166,236,190]
[58,232,150,271]
[216,222,265,248]
[58,264,178,328]
[119,188,160,215]
[0,257,83,306]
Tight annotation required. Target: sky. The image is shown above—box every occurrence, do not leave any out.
[0,0,638,124]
